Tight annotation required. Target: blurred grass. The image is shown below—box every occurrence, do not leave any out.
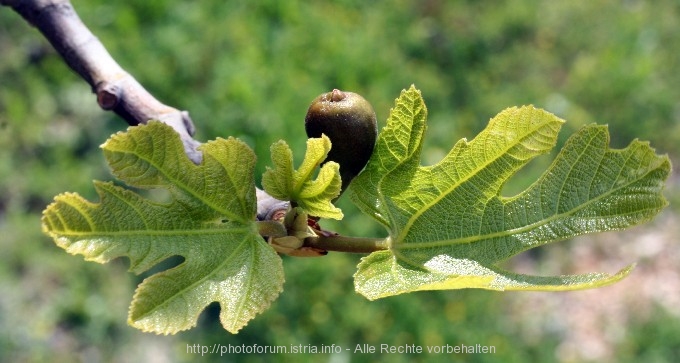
[1,1,679,362]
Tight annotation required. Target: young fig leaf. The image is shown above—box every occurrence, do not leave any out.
[262,135,343,219]
[350,85,670,300]
[42,122,284,334]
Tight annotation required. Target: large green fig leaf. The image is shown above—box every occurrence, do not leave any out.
[350,85,670,300]
[42,122,283,334]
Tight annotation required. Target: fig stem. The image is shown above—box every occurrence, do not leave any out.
[303,235,389,254]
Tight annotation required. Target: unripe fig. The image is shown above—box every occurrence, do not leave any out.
[305,89,377,194]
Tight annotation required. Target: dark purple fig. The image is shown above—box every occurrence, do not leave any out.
[305,89,377,194]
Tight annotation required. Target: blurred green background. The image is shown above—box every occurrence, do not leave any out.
[1,0,679,362]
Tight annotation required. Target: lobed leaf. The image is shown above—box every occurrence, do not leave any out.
[42,122,284,334]
[262,135,343,219]
[350,86,670,299]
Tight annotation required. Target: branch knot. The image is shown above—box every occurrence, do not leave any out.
[96,82,120,110]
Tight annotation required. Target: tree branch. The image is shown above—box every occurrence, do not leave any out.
[304,235,388,254]
[3,0,289,220]
[2,0,200,162]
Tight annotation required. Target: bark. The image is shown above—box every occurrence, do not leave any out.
[3,0,199,161]
[2,0,287,219]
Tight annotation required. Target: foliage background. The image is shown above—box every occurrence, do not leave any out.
[1,0,679,362]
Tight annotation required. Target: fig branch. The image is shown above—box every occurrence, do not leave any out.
[303,234,388,254]
[2,0,289,220]
[4,0,386,253]
[2,0,201,162]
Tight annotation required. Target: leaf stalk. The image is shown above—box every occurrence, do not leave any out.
[303,235,388,254]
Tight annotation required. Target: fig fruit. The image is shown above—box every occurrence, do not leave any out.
[305,89,377,194]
